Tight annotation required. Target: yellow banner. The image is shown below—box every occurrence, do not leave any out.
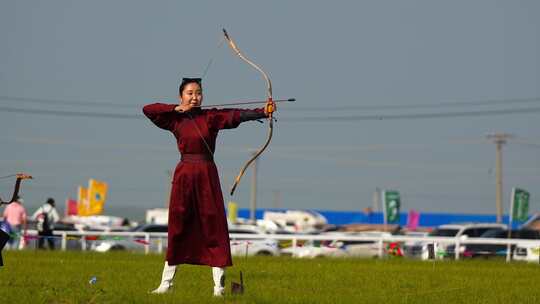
[86,179,108,215]
[77,186,89,216]
[228,201,238,224]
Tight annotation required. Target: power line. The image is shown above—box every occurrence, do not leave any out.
[513,140,540,149]
[290,97,540,112]
[282,107,540,122]
[0,95,135,108]
[0,106,142,119]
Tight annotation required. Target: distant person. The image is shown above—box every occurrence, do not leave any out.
[143,77,275,296]
[2,196,27,249]
[32,198,60,250]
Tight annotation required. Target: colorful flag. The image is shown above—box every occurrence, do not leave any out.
[86,179,108,215]
[65,198,78,216]
[511,188,530,223]
[407,209,420,230]
[77,186,89,216]
[383,190,401,224]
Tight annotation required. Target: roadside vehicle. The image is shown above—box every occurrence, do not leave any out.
[447,229,540,259]
[280,239,343,258]
[401,231,430,257]
[281,231,391,258]
[228,225,280,256]
[91,224,168,252]
[416,223,507,260]
[92,223,280,255]
[513,243,540,263]
[262,210,327,233]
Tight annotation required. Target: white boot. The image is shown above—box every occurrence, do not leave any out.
[151,261,177,294]
[212,267,225,296]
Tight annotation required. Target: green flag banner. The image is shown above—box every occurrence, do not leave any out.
[384,190,401,224]
[511,188,530,222]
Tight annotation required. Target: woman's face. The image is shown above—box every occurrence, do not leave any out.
[179,82,203,107]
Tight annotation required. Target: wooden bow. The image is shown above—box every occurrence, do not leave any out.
[223,29,275,196]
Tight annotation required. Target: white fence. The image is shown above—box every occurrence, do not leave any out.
[20,229,540,262]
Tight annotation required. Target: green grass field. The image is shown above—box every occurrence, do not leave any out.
[1,250,539,303]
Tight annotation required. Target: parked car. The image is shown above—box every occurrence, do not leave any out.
[513,243,540,263]
[447,229,540,259]
[281,239,344,258]
[414,223,507,260]
[262,210,328,233]
[401,231,430,257]
[228,225,280,256]
[91,224,168,252]
[93,223,280,256]
[281,231,391,258]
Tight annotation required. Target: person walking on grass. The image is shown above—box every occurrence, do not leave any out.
[143,77,275,296]
[32,198,60,250]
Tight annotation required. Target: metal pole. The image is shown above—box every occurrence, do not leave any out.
[157,237,163,254]
[454,239,460,260]
[81,235,87,251]
[495,142,504,223]
[506,188,515,262]
[373,188,380,212]
[487,134,512,223]
[272,190,282,209]
[144,233,150,255]
[61,232,67,251]
[382,190,387,231]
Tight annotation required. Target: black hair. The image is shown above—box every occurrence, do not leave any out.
[179,78,202,95]
[46,198,55,206]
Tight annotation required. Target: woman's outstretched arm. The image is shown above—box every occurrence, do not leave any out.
[142,103,178,131]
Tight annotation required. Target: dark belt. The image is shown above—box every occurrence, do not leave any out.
[181,154,214,162]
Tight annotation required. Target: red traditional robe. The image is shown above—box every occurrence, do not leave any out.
[143,103,263,267]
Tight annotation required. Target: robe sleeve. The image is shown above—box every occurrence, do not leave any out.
[142,103,178,131]
[207,108,266,131]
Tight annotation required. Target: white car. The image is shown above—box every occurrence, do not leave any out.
[402,231,430,257]
[91,224,168,252]
[513,243,540,263]
[281,239,344,258]
[228,225,280,257]
[281,232,391,258]
[93,223,280,256]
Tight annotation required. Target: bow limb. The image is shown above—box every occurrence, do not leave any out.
[0,173,32,205]
[222,29,273,99]
[223,29,274,195]
[230,119,273,195]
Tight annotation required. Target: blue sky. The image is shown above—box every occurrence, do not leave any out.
[1,1,539,220]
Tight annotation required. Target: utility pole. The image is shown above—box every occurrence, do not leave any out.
[249,151,258,223]
[272,190,282,209]
[373,187,380,212]
[487,133,513,223]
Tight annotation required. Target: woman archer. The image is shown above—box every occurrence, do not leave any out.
[143,78,275,296]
